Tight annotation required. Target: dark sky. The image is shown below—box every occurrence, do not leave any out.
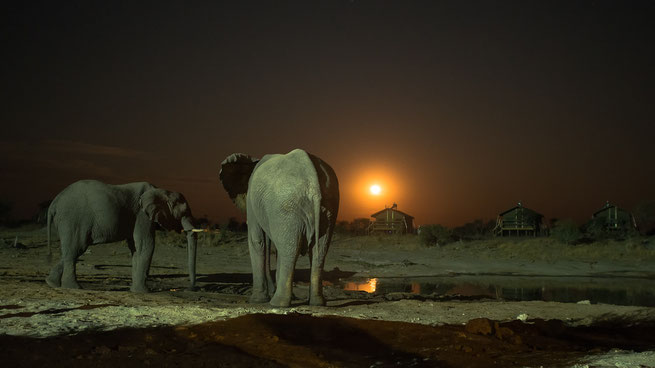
[2,0,654,227]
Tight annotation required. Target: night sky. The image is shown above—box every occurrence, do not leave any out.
[2,1,654,227]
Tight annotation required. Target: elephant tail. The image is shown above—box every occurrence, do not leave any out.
[47,205,54,262]
[314,193,321,250]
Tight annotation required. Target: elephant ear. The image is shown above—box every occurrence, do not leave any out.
[219,153,259,212]
[140,189,179,231]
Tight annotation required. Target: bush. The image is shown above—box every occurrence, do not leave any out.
[452,219,494,241]
[633,200,655,236]
[34,199,52,224]
[550,219,583,245]
[334,220,350,235]
[419,224,452,247]
[583,215,637,241]
[0,200,12,225]
[334,218,371,236]
[351,218,371,235]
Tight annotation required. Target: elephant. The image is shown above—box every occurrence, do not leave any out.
[219,148,339,307]
[45,179,198,293]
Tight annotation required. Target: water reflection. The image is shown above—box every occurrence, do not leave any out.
[341,275,655,307]
[344,278,378,293]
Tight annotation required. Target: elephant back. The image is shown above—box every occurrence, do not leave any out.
[306,152,340,216]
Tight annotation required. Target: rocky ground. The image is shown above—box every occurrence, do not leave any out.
[1,225,655,367]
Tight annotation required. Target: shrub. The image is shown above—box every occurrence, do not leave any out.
[419,224,452,247]
[550,219,583,245]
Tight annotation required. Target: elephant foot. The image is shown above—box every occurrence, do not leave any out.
[45,276,61,288]
[266,285,276,299]
[249,292,271,304]
[130,285,150,293]
[269,294,291,308]
[61,280,82,289]
[309,295,326,307]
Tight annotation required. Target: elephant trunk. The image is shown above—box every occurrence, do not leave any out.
[181,216,197,289]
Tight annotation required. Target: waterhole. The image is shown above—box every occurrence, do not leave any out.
[343,275,655,306]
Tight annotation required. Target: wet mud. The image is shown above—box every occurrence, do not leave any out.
[3,313,655,368]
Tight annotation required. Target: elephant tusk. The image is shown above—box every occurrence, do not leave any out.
[190,229,205,233]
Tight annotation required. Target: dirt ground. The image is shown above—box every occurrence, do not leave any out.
[2,225,655,367]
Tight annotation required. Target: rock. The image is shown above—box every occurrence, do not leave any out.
[93,345,112,355]
[493,321,522,344]
[465,318,493,335]
[493,322,512,339]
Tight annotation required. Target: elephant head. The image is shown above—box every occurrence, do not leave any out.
[140,189,195,231]
[219,153,259,213]
[139,188,198,287]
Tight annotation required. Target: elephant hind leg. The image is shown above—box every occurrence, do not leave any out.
[269,227,302,308]
[46,261,63,288]
[308,235,330,306]
[46,229,66,288]
[60,235,88,289]
[265,238,276,299]
[248,223,270,303]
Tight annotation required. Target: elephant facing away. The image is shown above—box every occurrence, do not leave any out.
[46,180,198,293]
[220,149,339,307]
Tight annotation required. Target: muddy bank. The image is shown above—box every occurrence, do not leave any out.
[3,313,655,368]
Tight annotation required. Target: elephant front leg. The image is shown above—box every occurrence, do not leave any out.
[131,234,154,293]
[249,229,270,303]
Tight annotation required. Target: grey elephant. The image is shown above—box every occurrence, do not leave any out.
[45,180,198,292]
[219,148,339,307]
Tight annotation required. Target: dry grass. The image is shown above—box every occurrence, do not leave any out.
[332,233,655,263]
[156,230,247,248]
[443,237,655,263]
[3,224,654,264]
[331,233,424,251]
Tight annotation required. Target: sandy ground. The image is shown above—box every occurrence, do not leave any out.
[1,226,655,367]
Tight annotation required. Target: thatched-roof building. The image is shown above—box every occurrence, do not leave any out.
[369,203,414,234]
[591,201,637,232]
[493,202,544,236]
